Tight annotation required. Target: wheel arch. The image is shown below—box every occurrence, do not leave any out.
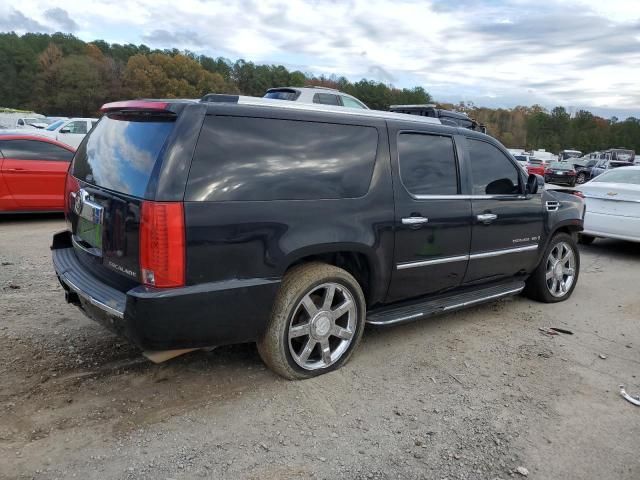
[280,244,383,306]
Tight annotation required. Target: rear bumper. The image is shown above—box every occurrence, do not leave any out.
[52,231,280,350]
[545,174,575,184]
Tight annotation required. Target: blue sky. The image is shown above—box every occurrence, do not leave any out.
[1,0,639,118]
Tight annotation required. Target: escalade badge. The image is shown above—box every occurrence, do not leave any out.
[73,189,85,215]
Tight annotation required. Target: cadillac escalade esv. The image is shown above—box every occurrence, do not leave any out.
[52,96,584,379]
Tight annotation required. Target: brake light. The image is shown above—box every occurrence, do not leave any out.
[572,191,585,198]
[568,171,576,175]
[64,172,79,216]
[101,100,170,112]
[545,168,553,174]
[139,202,185,288]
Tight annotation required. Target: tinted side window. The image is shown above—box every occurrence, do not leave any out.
[468,139,521,195]
[186,116,378,201]
[398,134,458,195]
[313,93,340,106]
[0,140,73,161]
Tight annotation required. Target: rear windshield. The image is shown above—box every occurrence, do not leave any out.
[72,114,175,198]
[264,90,299,101]
[593,169,640,184]
[550,162,571,169]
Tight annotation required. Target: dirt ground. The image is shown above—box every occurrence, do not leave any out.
[1,215,639,480]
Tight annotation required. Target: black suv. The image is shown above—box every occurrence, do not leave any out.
[52,96,584,380]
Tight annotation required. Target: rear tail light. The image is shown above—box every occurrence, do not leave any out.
[139,202,185,288]
[572,191,585,198]
[568,171,576,176]
[545,168,552,174]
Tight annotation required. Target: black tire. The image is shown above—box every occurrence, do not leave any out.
[578,234,595,245]
[524,232,580,303]
[576,172,587,184]
[257,262,366,380]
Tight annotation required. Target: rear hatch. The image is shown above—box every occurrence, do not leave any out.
[66,102,193,291]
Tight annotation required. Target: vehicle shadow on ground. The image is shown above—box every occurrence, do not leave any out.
[0,212,64,225]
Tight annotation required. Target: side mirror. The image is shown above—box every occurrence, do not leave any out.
[60,127,71,134]
[526,174,543,194]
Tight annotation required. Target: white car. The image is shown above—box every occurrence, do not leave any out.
[264,87,369,109]
[39,117,99,148]
[578,166,640,244]
[0,113,47,130]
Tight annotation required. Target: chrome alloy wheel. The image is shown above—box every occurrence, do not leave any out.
[288,282,357,370]
[545,241,576,298]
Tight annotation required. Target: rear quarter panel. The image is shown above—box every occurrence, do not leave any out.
[183,109,395,306]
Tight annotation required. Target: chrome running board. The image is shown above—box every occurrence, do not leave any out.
[366,281,525,326]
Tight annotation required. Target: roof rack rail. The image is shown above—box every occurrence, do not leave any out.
[303,85,339,91]
[389,104,487,134]
[199,93,441,126]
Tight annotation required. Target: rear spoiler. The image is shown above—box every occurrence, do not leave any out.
[100,100,171,113]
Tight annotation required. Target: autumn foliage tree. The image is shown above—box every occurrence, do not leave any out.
[123,53,232,99]
[1,31,639,154]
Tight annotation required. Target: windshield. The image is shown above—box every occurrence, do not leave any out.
[593,169,640,185]
[72,114,176,198]
[514,155,527,162]
[46,120,65,131]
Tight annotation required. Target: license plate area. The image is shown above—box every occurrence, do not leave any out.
[72,189,104,253]
[76,217,103,250]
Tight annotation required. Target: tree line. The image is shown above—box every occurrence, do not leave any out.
[1,31,638,154]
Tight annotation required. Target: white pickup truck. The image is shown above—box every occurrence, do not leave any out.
[0,112,48,130]
[38,117,99,148]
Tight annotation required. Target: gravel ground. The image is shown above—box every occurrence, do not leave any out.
[1,215,639,480]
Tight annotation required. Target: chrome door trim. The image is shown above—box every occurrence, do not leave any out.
[411,194,527,200]
[469,244,538,260]
[397,254,469,270]
[396,244,538,270]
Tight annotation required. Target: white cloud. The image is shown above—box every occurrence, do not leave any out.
[3,0,640,116]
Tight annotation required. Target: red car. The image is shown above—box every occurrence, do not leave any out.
[526,158,548,177]
[0,134,75,212]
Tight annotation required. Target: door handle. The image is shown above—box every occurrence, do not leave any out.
[402,216,429,225]
[477,213,498,224]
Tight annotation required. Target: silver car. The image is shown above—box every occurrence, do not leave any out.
[264,86,369,109]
